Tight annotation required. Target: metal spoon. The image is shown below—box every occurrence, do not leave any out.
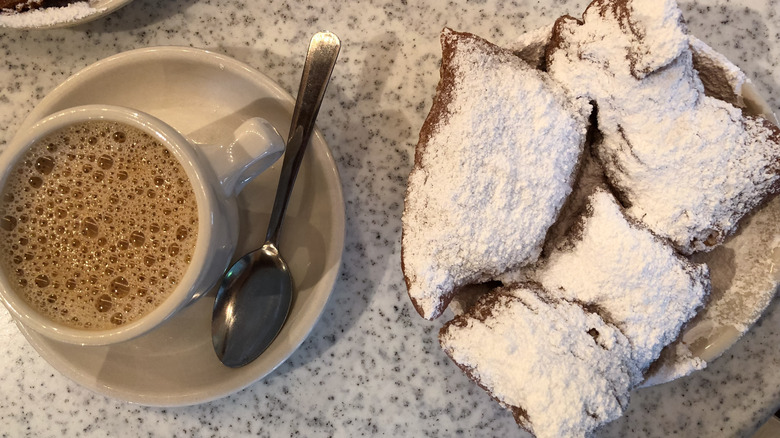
[212,31,340,368]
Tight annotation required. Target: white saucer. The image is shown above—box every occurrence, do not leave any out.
[9,46,345,406]
[0,0,132,29]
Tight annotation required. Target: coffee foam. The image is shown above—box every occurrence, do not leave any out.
[0,120,199,330]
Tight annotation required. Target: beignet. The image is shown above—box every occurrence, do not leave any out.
[546,0,780,254]
[402,28,590,319]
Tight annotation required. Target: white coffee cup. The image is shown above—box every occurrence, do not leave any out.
[0,105,285,345]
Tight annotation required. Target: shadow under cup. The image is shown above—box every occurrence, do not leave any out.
[0,105,238,346]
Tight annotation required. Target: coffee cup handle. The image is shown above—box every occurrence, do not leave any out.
[197,118,285,197]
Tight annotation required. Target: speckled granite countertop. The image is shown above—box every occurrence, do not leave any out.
[1,0,780,436]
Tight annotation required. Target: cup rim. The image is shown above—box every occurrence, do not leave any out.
[0,104,216,345]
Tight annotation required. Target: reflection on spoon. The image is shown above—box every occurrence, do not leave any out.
[212,31,341,368]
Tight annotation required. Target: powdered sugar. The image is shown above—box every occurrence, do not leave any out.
[690,36,748,107]
[534,189,710,371]
[547,0,780,254]
[440,286,639,438]
[640,337,706,387]
[509,25,552,69]
[625,0,689,78]
[402,29,590,319]
[0,1,103,28]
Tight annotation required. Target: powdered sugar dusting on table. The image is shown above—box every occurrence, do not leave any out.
[0,2,99,28]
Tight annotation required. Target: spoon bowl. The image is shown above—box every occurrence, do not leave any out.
[211,243,292,367]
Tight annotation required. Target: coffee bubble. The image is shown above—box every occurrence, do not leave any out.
[96,294,112,312]
[97,155,114,170]
[81,217,99,238]
[110,276,130,297]
[110,312,124,325]
[28,176,43,188]
[35,156,55,175]
[130,231,145,247]
[1,216,17,231]
[175,226,188,241]
[35,275,50,288]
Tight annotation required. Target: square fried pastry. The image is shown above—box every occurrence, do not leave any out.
[546,0,780,254]
[402,28,591,320]
[534,189,711,371]
[440,285,641,438]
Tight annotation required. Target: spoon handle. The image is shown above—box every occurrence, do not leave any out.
[265,31,341,245]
